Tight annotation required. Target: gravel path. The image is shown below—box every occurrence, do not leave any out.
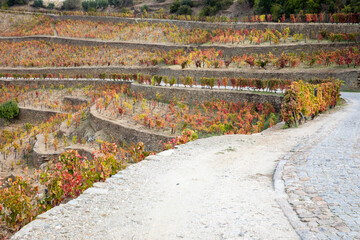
[11,93,356,240]
[282,92,360,239]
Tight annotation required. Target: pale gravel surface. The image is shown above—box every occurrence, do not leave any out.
[11,93,352,240]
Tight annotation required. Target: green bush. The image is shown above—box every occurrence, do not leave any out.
[82,0,89,10]
[62,0,80,10]
[109,0,123,7]
[6,0,28,6]
[247,0,254,7]
[270,3,282,20]
[178,4,192,15]
[97,0,108,8]
[82,0,108,10]
[0,101,19,120]
[253,0,357,15]
[1,2,9,9]
[306,0,320,13]
[200,0,232,16]
[170,0,194,14]
[32,0,44,8]
[170,0,180,13]
[140,4,149,12]
[47,2,54,8]
[88,0,97,9]
[180,0,193,7]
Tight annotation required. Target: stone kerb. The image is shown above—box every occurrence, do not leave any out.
[89,105,174,151]
[131,83,284,112]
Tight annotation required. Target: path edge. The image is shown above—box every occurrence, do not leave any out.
[273,152,316,240]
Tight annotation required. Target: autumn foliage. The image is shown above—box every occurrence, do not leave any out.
[281,79,341,127]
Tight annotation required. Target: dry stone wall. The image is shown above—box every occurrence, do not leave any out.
[131,83,284,111]
[52,15,360,35]
[0,67,358,89]
[89,106,173,151]
[0,78,132,88]
[63,96,89,106]
[0,36,357,56]
[157,68,360,90]
[17,107,63,124]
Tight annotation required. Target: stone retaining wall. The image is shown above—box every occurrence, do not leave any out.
[0,35,357,56]
[32,134,62,166]
[89,106,174,151]
[0,66,157,77]
[65,146,94,161]
[52,15,360,35]
[63,96,89,106]
[2,11,358,34]
[0,67,358,89]
[131,83,284,111]
[17,107,64,124]
[157,68,359,90]
[0,78,132,88]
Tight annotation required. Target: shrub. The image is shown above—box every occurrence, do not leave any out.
[47,2,54,8]
[170,0,193,14]
[247,0,254,7]
[178,5,192,15]
[32,0,44,8]
[109,0,123,7]
[82,0,89,10]
[162,129,198,150]
[200,5,216,16]
[97,0,108,9]
[281,80,341,127]
[270,3,282,21]
[6,0,28,6]
[1,3,9,9]
[140,4,149,12]
[0,101,19,120]
[62,0,80,10]
[180,0,193,7]
[82,0,108,10]
[0,176,41,230]
[200,0,233,16]
[170,0,180,13]
[40,143,128,207]
[88,0,97,10]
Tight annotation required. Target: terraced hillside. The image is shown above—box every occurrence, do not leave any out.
[0,10,357,239]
